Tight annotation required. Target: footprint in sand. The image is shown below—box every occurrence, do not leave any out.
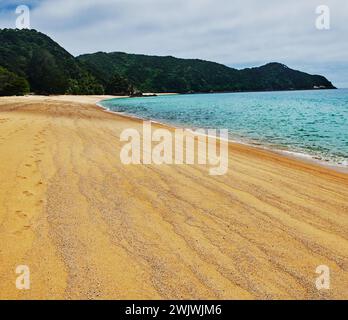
[13,225,31,235]
[36,200,44,206]
[15,210,28,218]
[23,190,34,197]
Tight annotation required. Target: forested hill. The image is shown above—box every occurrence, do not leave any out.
[0,29,103,95]
[0,29,336,96]
[78,52,336,93]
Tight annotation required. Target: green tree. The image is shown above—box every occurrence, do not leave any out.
[0,66,30,96]
[106,74,133,95]
[28,48,68,94]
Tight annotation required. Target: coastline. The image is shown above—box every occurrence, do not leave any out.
[0,95,348,300]
[98,96,348,175]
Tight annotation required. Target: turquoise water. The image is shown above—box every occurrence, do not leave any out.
[102,89,348,167]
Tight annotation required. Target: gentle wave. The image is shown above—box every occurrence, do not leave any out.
[101,89,348,170]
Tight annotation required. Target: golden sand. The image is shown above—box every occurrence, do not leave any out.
[0,96,347,300]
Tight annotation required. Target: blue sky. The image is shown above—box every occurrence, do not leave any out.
[1,0,347,87]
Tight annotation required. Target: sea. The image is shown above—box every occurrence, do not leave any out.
[101,89,348,169]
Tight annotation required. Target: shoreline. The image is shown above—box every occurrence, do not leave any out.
[1,95,348,300]
[97,97,348,175]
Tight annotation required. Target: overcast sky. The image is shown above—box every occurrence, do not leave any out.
[1,0,347,87]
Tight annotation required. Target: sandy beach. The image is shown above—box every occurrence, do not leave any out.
[0,95,347,300]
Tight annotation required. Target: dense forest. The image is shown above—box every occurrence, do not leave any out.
[79,52,335,93]
[0,66,29,96]
[0,29,336,96]
[0,29,105,95]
